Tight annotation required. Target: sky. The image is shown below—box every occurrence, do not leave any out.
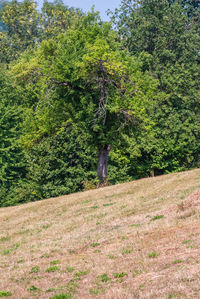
[36,0,122,20]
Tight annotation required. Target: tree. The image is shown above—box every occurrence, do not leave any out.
[0,0,39,63]
[40,0,82,40]
[12,15,160,183]
[113,0,200,174]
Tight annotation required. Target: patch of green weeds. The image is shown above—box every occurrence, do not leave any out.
[182,239,192,245]
[2,249,11,255]
[42,224,51,229]
[151,215,164,221]
[46,266,60,272]
[94,249,101,253]
[66,267,74,273]
[50,260,60,265]
[139,284,145,289]
[89,286,105,295]
[99,273,110,283]
[121,236,127,240]
[65,280,78,293]
[113,272,128,278]
[30,266,40,273]
[2,243,20,255]
[108,254,115,259]
[120,205,127,209]
[40,253,50,258]
[182,240,194,248]
[130,224,140,227]
[121,248,132,255]
[89,288,100,295]
[0,236,10,243]
[168,294,181,299]
[172,259,183,264]
[46,288,55,293]
[148,252,159,258]
[91,206,99,209]
[50,294,72,299]
[17,259,25,264]
[74,270,89,278]
[164,264,170,269]
[103,202,116,207]
[18,229,30,235]
[91,243,100,247]
[28,286,41,292]
[0,291,12,297]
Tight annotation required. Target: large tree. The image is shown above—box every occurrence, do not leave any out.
[12,16,160,183]
[113,0,200,174]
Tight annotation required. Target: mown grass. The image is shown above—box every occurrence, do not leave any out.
[0,169,200,298]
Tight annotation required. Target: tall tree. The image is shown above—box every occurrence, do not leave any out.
[0,0,39,63]
[12,15,160,183]
[113,0,200,174]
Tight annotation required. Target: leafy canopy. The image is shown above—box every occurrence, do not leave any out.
[12,15,160,150]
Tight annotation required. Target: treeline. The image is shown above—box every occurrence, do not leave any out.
[0,0,199,207]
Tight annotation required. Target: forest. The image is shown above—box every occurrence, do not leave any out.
[0,0,199,207]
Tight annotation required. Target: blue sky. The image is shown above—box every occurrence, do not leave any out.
[36,0,121,20]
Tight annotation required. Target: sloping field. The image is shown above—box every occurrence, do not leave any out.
[0,169,200,299]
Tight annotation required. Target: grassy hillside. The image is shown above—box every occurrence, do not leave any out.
[0,169,200,299]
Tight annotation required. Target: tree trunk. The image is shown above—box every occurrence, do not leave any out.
[97,145,111,184]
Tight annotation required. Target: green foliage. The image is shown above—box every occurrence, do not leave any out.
[0,69,27,206]
[11,15,160,189]
[50,294,72,299]
[28,285,41,292]
[148,252,159,258]
[151,215,164,221]
[46,266,59,272]
[40,0,82,40]
[0,291,12,297]
[19,125,96,202]
[172,259,183,264]
[0,0,39,63]
[99,273,111,282]
[113,0,200,174]
[30,266,40,273]
[0,0,82,64]
[113,272,128,278]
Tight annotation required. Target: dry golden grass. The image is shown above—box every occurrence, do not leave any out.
[0,169,200,299]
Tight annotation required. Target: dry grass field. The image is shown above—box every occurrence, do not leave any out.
[0,169,200,299]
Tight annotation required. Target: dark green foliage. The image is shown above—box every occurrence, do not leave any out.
[113,0,200,175]
[0,69,27,207]
[50,294,72,299]
[17,125,96,202]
